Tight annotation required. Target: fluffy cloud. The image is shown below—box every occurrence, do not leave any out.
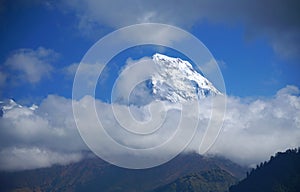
[0,85,299,170]
[0,95,88,171]
[112,57,156,105]
[4,47,58,84]
[61,0,300,59]
[208,85,300,166]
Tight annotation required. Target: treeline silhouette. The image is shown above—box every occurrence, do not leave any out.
[230,148,300,192]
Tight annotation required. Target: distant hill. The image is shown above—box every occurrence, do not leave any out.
[229,148,300,192]
[153,168,237,192]
[0,153,246,192]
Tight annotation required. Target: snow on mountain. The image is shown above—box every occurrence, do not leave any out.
[0,99,21,110]
[150,53,221,103]
[29,104,38,111]
[0,54,221,112]
[0,99,38,117]
[0,99,21,116]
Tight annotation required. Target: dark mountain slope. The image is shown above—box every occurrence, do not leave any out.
[153,168,237,192]
[229,148,300,192]
[0,153,246,192]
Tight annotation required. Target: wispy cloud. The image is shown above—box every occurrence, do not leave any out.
[3,47,58,85]
[61,0,300,59]
[0,147,83,171]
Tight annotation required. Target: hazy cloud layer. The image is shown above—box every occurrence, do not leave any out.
[3,47,58,85]
[61,0,300,59]
[0,85,299,170]
[0,147,83,171]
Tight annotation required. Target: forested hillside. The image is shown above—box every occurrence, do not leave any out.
[230,148,300,192]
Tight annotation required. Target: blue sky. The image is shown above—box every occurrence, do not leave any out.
[0,0,300,170]
[0,0,299,104]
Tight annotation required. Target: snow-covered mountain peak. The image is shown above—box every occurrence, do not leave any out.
[153,53,194,71]
[29,104,38,111]
[150,53,221,103]
[0,99,38,117]
[0,99,21,111]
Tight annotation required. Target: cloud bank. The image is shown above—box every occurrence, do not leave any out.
[208,85,300,166]
[0,85,299,170]
[0,95,88,171]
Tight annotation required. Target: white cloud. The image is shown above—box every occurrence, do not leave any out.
[61,0,300,59]
[0,147,83,171]
[208,85,300,166]
[63,62,104,81]
[0,86,299,170]
[4,47,58,84]
[0,95,88,171]
[112,57,156,105]
[63,62,79,78]
[62,0,201,30]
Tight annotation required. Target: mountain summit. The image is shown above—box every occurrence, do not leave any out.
[150,53,221,103]
[0,99,21,117]
[0,99,37,117]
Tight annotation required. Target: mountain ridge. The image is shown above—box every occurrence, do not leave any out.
[153,168,237,192]
[0,153,247,192]
[229,148,300,192]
